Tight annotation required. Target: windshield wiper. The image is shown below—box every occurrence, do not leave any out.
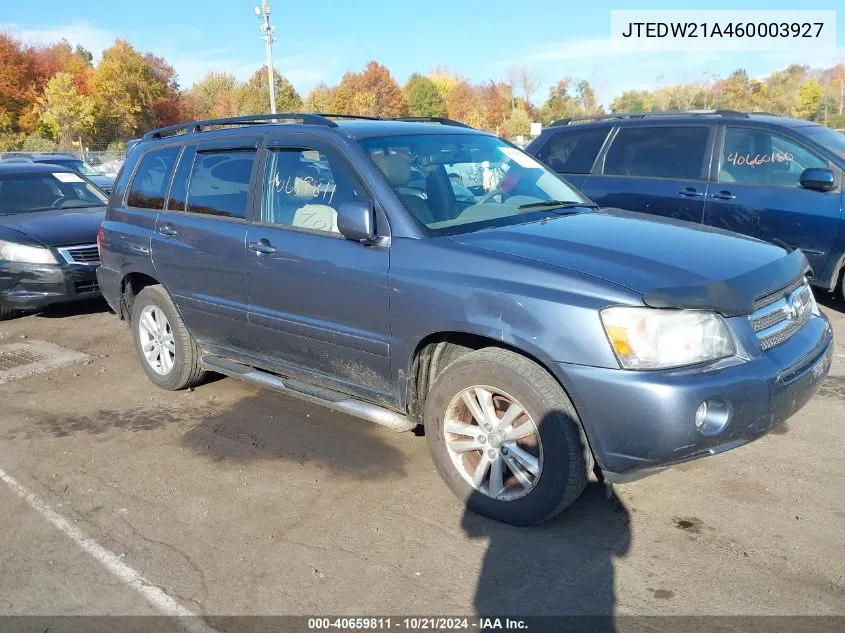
[517,200,598,211]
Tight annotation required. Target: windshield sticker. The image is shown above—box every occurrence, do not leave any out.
[726,151,794,167]
[269,172,336,205]
[498,147,542,169]
[52,172,85,183]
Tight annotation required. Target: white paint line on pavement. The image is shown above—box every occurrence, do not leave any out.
[0,467,219,633]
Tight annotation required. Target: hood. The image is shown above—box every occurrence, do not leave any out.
[0,207,105,247]
[450,209,808,316]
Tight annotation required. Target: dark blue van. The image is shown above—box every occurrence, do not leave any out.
[527,111,845,300]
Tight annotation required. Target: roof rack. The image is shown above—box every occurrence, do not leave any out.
[141,112,474,141]
[142,113,339,140]
[549,109,752,127]
[315,113,381,121]
[392,116,470,128]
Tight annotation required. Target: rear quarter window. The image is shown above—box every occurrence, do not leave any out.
[126,146,181,209]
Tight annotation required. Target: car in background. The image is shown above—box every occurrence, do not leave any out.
[0,152,115,194]
[98,113,832,526]
[526,111,845,300]
[0,162,107,320]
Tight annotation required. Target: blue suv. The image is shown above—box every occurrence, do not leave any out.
[527,111,845,301]
[98,113,833,526]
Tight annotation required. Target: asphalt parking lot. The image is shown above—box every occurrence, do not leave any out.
[1,297,844,622]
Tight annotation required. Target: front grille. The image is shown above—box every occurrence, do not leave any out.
[58,244,100,265]
[75,280,99,294]
[748,278,814,351]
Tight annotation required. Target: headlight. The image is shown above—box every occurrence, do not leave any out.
[601,307,735,370]
[0,240,57,264]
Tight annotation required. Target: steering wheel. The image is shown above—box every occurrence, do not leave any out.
[478,188,507,204]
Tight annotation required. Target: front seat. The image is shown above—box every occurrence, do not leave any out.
[376,155,435,224]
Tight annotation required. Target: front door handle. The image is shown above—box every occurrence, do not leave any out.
[158,225,178,237]
[248,240,276,255]
[678,188,704,198]
[710,191,736,201]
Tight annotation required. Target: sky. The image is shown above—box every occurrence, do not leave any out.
[1,0,843,107]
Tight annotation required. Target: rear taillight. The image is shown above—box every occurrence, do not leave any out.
[97,225,104,260]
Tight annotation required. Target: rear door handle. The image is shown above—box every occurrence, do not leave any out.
[248,240,276,254]
[710,191,736,201]
[678,188,704,198]
[158,225,178,237]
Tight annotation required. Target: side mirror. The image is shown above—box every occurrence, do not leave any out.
[337,201,377,243]
[800,167,836,192]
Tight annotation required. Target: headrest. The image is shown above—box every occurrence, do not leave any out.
[377,154,412,186]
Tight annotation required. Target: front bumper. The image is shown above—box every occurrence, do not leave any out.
[555,314,834,482]
[0,260,101,311]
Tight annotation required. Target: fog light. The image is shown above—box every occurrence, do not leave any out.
[694,398,730,436]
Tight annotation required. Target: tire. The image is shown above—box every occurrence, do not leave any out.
[0,304,18,321]
[131,284,205,390]
[424,347,590,526]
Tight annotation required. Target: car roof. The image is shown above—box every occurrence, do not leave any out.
[544,112,817,133]
[0,162,74,175]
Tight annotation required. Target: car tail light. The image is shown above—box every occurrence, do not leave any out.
[97,225,104,260]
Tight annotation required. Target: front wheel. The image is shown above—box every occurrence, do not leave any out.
[131,285,205,390]
[424,348,590,526]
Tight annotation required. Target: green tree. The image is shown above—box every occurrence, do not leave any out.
[404,73,446,117]
[796,77,824,120]
[37,71,95,148]
[21,133,55,152]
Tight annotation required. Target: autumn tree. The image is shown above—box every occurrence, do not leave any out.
[428,66,461,102]
[187,71,237,118]
[238,67,302,114]
[37,72,95,147]
[303,83,332,112]
[0,34,38,132]
[404,73,446,117]
[89,39,180,139]
[328,61,406,117]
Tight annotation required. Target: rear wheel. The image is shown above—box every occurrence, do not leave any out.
[424,347,590,526]
[131,285,205,390]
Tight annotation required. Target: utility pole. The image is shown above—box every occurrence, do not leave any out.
[254,1,276,114]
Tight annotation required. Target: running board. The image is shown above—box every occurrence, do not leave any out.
[199,355,416,432]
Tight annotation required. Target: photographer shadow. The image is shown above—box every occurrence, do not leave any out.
[463,482,630,630]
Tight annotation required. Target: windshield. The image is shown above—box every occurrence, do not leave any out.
[800,125,845,162]
[359,133,590,234]
[43,158,102,176]
[0,172,108,215]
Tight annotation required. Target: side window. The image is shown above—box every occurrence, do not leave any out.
[186,150,256,219]
[537,127,608,174]
[719,127,827,187]
[126,146,180,209]
[166,146,197,211]
[261,147,367,234]
[604,126,709,180]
